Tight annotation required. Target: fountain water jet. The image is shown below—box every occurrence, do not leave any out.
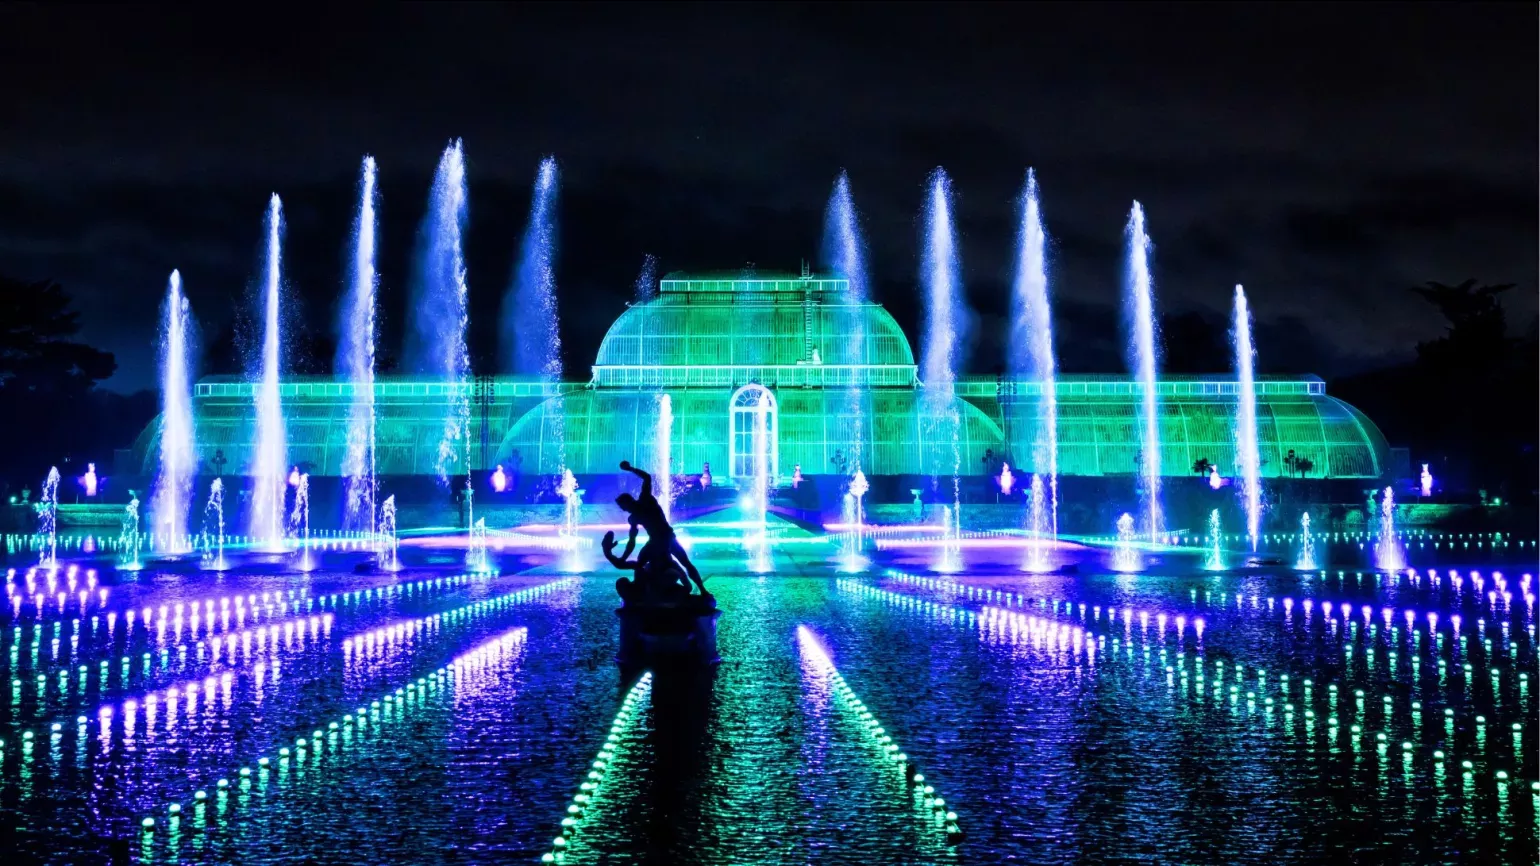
[633,253,658,302]
[119,495,143,572]
[507,158,568,493]
[377,495,400,572]
[1111,513,1141,573]
[747,392,772,573]
[37,467,59,569]
[1204,509,1226,571]
[466,517,491,574]
[287,473,313,571]
[151,270,195,553]
[1375,487,1405,571]
[1011,169,1058,538]
[557,469,580,538]
[655,394,674,522]
[998,463,1015,497]
[1125,202,1162,540]
[823,171,872,469]
[920,169,967,570]
[406,140,472,487]
[839,468,870,573]
[1022,474,1053,573]
[1232,285,1262,551]
[200,479,227,571]
[1295,512,1317,570]
[339,157,379,533]
[249,194,288,550]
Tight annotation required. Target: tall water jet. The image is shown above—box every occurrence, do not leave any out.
[634,253,658,302]
[505,157,567,486]
[1375,487,1404,571]
[200,478,227,571]
[655,394,674,522]
[840,468,869,572]
[406,140,472,487]
[151,270,195,553]
[288,473,313,571]
[249,194,288,549]
[339,156,379,533]
[1232,285,1262,551]
[823,171,872,469]
[557,469,580,538]
[1125,202,1162,540]
[747,392,772,573]
[1111,512,1141,573]
[1295,512,1317,570]
[1022,473,1053,573]
[119,494,143,571]
[1204,509,1226,571]
[466,517,491,574]
[920,168,966,568]
[377,495,400,572]
[37,467,59,569]
[1011,169,1058,537]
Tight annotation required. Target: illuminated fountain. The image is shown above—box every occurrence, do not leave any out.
[1011,168,1058,537]
[1125,202,1162,540]
[151,269,195,552]
[339,156,379,533]
[558,469,581,538]
[1208,466,1222,490]
[200,478,227,571]
[920,168,966,571]
[747,392,772,573]
[508,157,569,507]
[1111,513,1141,572]
[1022,473,1052,573]
[655,394,674,522]
[119,494,143,572]
[249,194,288,550]
[1420,464,1433,497]
[377,494,400,571]
[840,468,869,572]
[38,467,59,569]
[287,473,314,571]
[1375,487,1405,571]
[936,504,962,574]
[823,170,871,470]
[1232,285,1261,551]
[998,463,1015,497]
[408,139,472,488]
[1204,509,1226,571]
[467,517,491,575]
[1295,512,1317,570]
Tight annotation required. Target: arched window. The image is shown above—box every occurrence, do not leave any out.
[729,384,778,481]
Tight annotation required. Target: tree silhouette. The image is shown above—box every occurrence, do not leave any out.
[1193,457,1212,476]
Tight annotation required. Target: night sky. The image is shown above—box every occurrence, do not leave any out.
[2,2,1534,392]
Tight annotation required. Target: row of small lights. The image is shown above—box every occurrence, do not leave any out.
[861,576,1537,801]
[798,625,963,842]
[139,625,528,838]
[542,671,652,863]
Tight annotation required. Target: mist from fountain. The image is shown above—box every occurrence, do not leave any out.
[823,170,871,469]
[920,169,966,569]
[119,494,143,572]
[936,504,962,573]
[339,156,379,533]
[558,469,580,537]
[1295,512,1317,570]
[377,495,400,572]
[747,392,772,573]
[1375,487,1405,571]
[1232,285,1262,551]
[248,194,289,550]
[655,394,674,522]
[634,253,658,302]
[1022,473,1053,573]
[152,269,195,553]
[38,467,59,569]
[406,140,472,487]
[288,473,314,571]
[200,478,227,571]
[1204,509,1226,571]
[1012,168,1058,538]
[1125,202,1162,540]
[1111,512,1141,572]
[467,516,491,574]
[839,468,870,573]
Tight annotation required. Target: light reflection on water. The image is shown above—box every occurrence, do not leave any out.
[0,549,1534,865]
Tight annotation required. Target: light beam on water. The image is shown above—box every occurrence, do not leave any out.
[249,194,288,549]
[1125,202,1162,540]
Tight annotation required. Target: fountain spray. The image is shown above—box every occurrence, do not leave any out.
[1232,285,1262,551]
[1205,509,1226,571]
[288,473,313,571]
[1295,512,1317,570]
[249,194,288,549]
[152,270,195,553]
[824,170,871,469]
[1125,202,1162,540]
[655,394,674,522]
[120,495,143,572]
[1012,168,1058,538]
[201,478,227,571]
[38,467,59,569]
[921,168,967,569]
[340,156,379,533]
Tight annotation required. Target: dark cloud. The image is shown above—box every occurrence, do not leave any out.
[0,2,1532,390]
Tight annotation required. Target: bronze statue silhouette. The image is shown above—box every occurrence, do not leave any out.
[613,460,707,596]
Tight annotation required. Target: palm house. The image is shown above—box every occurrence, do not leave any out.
[133,271,1391,486]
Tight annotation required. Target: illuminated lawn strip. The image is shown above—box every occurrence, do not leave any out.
[854,577,1537,807]
[837,579,1096,660]
[797,626,962,843]
[138,626,528,840]
[542,671,652,863]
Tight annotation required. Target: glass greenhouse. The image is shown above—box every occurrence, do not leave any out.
[132,272,1390,482]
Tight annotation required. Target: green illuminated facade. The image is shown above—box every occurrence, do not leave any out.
[132,272,1390,482]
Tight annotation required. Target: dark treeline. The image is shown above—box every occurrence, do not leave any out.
[0,273,1533,502]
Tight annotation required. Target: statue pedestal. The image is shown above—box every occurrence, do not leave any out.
[616,599,721,668]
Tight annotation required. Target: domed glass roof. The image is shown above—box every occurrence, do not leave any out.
[592,272,916,388]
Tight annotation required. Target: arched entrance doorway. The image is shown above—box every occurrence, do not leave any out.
[729,384,778,482]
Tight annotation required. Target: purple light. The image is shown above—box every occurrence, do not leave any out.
[79,463,98,497]
[490,465,508,493]
[1208,467,1222,490]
